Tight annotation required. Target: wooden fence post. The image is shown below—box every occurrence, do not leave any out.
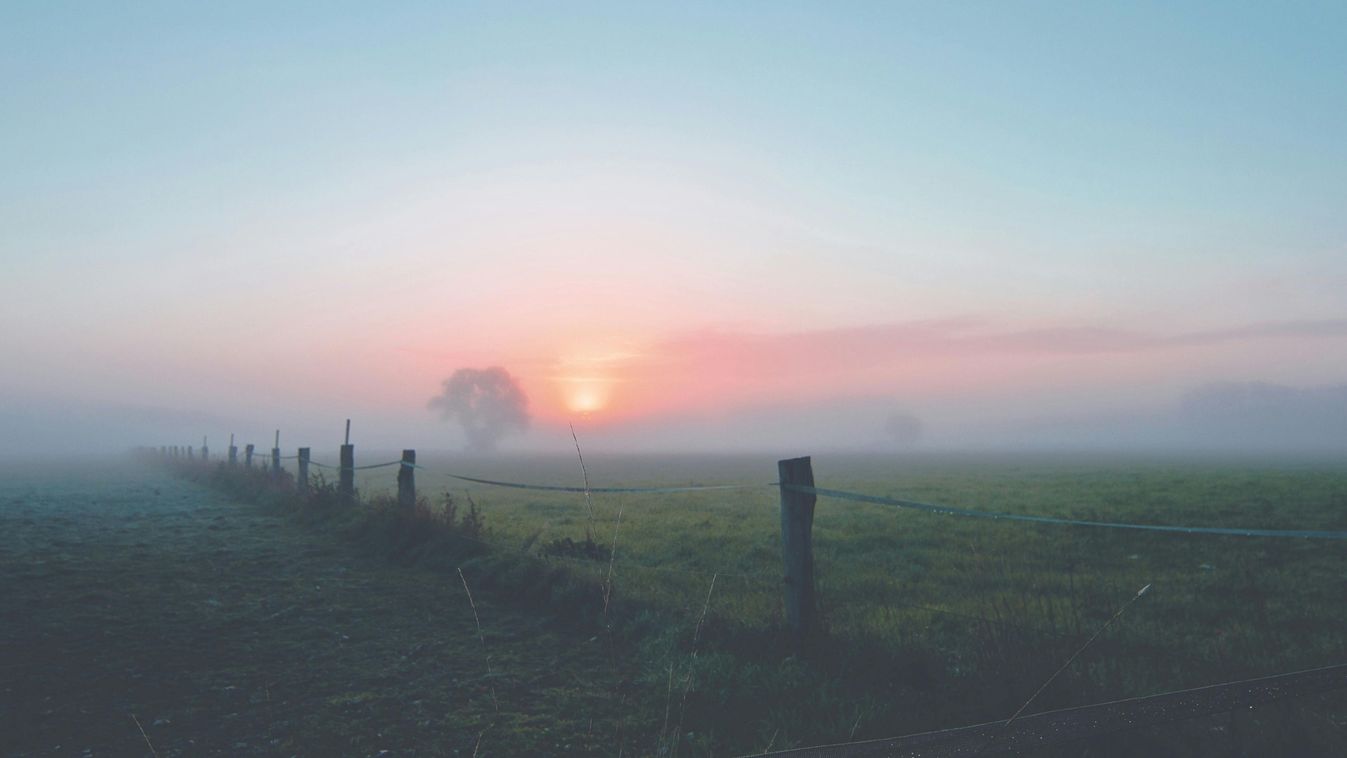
[228,434,237,466]
[201,435,209,461]
[338,419,354,502]
[271,429,281,478]
[245,443,255,468]
[778,456,818,650]
[297,448,310,495]
[398,449,416,509]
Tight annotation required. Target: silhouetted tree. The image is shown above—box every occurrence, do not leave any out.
[428,367,530,451]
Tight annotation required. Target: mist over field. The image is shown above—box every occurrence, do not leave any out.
[4,379,1346,459]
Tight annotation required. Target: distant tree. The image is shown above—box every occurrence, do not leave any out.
[428,367,530,451]
[884,412,924,447]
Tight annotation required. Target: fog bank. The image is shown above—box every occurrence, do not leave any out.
[5,381,1345,460]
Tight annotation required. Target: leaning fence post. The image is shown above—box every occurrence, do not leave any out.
[778,456,818,650]
[228,434,237,466]
[245,443,255,468]
[271,429,281,478]
[297,447,311,495]
[338,419,355,502]
[398,449,416,509]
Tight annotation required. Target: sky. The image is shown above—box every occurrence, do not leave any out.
[3,2,1346,455]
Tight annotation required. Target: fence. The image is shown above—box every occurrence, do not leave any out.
[140,425,1347,754]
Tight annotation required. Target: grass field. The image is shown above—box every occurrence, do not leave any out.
[286,449,1347,753]
[0,462,653,757]
[6,452,1347,755]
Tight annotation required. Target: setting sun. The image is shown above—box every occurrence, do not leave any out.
[548,347,639,418]
[564,382,608,416]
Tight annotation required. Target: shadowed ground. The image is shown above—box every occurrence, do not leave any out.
[0,462,644,757]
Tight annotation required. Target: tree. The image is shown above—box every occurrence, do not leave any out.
[428,367,530,451]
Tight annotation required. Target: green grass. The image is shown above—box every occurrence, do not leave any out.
[227,451,1347,754]
[0,460,653,757]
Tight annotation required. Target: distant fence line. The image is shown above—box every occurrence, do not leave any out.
[143,429,1347,649]
[139,424,1347,755]
[142,428,1347,646]
[143,439,1347,539]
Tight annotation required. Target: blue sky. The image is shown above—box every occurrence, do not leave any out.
[2,2,1346,452]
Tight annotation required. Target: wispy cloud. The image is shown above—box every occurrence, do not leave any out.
[658,316,1347,362]
[1169,319,1347,346]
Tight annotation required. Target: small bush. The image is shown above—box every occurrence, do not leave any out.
[179,461,490,567]
[440,491,486,542]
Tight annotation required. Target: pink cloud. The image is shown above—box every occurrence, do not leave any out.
[572,316,1347,423]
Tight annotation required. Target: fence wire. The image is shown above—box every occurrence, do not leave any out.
[193,449,1347,540]
[788,483,1347,540]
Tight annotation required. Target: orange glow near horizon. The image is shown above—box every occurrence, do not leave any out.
[537,346,643,421]
[562,379,609,416]
[397,316,1347,438]
[517,322,1211,428]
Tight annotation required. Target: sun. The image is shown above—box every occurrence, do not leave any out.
[566,385,607,415]
[552,346,634,418]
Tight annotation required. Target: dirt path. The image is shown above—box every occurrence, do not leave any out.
[0,462,644,757]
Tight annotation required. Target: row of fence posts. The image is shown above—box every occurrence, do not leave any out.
[158,444,206,460]
[154,427,820,649]
[159,420,417,512]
